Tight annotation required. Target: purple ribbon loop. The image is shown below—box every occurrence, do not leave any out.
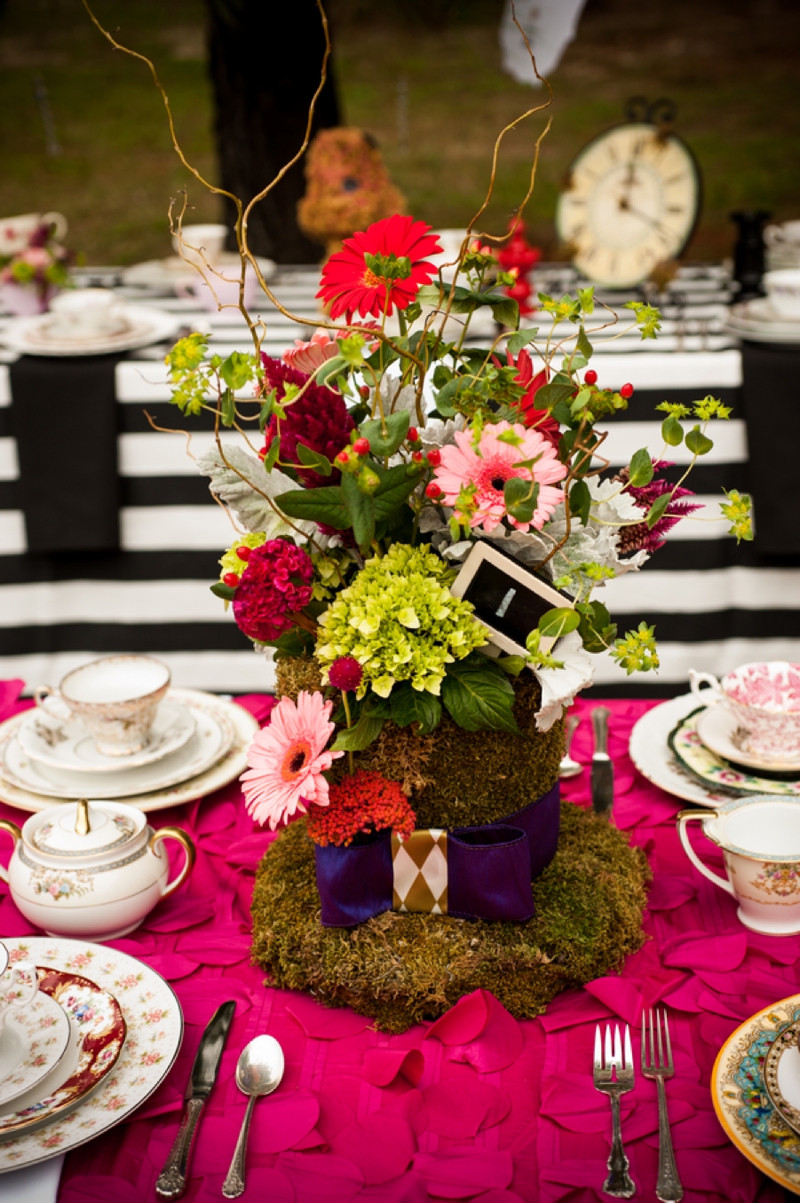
[314,782,560,928]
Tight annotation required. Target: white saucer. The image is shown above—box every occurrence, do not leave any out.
[696,703,800,773]
[0,303,180,356]
[1,692,234,800]
[121,253,276,292]
[18,699,196,774]
[726,297,800,344]
[629,693,732,808]
[0,990,71,1108]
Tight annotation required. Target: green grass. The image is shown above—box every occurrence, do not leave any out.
[0,0,797,264]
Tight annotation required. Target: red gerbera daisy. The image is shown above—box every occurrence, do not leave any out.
[506,348,561,446]
[317,214,443,321]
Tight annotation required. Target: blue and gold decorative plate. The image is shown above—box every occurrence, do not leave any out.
[712,994,800,1193]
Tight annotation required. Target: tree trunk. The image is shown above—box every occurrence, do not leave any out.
[206,0,341,264]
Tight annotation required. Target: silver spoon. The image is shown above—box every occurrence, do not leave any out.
[222,1035,285,1199]
[559,713,583,779]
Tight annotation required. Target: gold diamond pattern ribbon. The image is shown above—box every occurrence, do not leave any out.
[391,828,448,914]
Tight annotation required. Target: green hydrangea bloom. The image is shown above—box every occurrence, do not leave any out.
[316,543,487,699]
[218,532,266,581]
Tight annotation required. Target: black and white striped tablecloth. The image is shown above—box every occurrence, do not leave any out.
[1,263,798,697]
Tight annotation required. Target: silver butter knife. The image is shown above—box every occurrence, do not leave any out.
[155,999,237,1200]
[591,706,614,818]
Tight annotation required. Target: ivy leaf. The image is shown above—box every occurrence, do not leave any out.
[390,683,442,734]
[506,327,539,354]
[628,447,654,488]
[568,479,591,527]
[497,655,527,676]
[258,388,276,432]
[488,295,520,330]
[340,472,376,551]
[645,493,672,528]
[359,410,410,457]
[661,414,684,447]
[331,714,385,752]
[221,387,235,427]
[538,607,580,639]
[685,425,714,455]
[295,442,332,477]
[503,477,539,524]
[263,436,281,472]
[372,462,423,520]
[434,377,467,417]
[576,325,593,360]
[274,485,350,530]
[441,656,522,735]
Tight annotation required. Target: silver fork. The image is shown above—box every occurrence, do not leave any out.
[641,1008,683,1203]
[593,1024,636,1198]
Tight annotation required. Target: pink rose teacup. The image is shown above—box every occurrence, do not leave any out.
[690,660,800,764]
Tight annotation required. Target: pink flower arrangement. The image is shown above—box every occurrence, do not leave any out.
[240,690,343,829]
[232,539,314,643]
[433,420,567,533]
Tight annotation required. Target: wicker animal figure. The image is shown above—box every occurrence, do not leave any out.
[298,128,406,260]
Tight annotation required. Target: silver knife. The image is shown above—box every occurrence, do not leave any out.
[591,706,614,818]
[155,1000,237,1200]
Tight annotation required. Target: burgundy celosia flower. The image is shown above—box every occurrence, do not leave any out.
[617,460,702,554]
[327,656,363,692]
[260,354,354,488]
[232,539,313,642]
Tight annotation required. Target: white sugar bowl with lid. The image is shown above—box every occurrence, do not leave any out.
[0,799,195,940]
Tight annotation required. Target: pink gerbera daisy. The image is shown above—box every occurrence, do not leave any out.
[433,420,567,533]
[239,691,343,830]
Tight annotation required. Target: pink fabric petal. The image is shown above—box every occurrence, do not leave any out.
[275,1151,364,1202]
[0,678,25,720]
[423,1078,509,1137]
[378,1087,429,1136]
[194,800,239,836]
[316,1090,357,1142]
[425,988,490,1045]
[173,978,253,1024]
[142,952,198,980]
[538,989,611,1032]
[661,931,748,972]
[355,1175,430,1203]
[249,1090,320,1153]
[427,990,523,1072]
[413,1150,514,1198]
[143,894,217,932]
[225,832,277,869]
[363,1048,425,1087]
[179,923,251,964]
[60,1177,145,1203]
[330,1114,417,1184]
[197,1168,294,1202]
[235,693,277,723]
[286,994,373,1039]
[585,976,643,1025]
[646,874,697,910]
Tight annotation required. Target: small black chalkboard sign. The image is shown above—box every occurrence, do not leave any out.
[450,542,574,657]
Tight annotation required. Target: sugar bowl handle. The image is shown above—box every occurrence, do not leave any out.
[0,820,21,884]
[150,827,197,899]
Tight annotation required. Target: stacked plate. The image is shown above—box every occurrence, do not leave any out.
[726,296,800,345]
[0,688,259,813]
[630,693,800,808]
[0,936,182,1173]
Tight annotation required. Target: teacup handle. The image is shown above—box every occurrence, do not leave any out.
[151,827,197,899]
[0,819,21,885]
[689,669,724,704]
[33,685,72,722]
[676,809,735,897]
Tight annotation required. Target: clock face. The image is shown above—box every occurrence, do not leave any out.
[556,122,702,288]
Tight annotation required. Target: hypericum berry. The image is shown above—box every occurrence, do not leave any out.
[236,546,252,562]
[620,382,634,399]
[584,369,598,386]
[336,449,350,465]
[425,481,443,500]
[359,385,371,399]
[223,573,240,588]
[353,437,371,456]
[426,448,442,467]
[407,426,419,443]
[412,450,424,463]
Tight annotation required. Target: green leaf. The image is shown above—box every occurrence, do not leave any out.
[568,479,591,527]
[331,714,385,752]
[628,447,654,488]
[488,296,520,330]
[661,414,684,446]
[221,387,235,427]
[316,355,348,386]
[258,388,276,432]
[415,282,448,308]
[275,485,350,529]
[220,350,255,391]
[210,581,236,601]
[685,425,714,455]
[535,381,575,411]
[340,472,376,551]
[506,327,540,355]
[263,435,281,472]
[295,442,332,477]
[538,607,580,639]
[434,377,466,417]
[645,493,672,528]
[359,409,410,457]
[361,694,393,719]
[372,462,423,520]
[390,683,442,734]
[576,324,593,360]
[337,333,367,366]
[497,655,527,676]
[577,600,615,654]
[504,478,539,524]
[570,386,593,415]
[271,625,315,659]
[441,656,522,735]
[578,286,595,315]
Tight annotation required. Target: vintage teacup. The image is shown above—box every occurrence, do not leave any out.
[0,211,68,255]
[175,268,259,311]
[34,655,171,757]
[172,223,227,268]
[763,269,800,320]
[47,288,126,339]
[0,943,39,1036]
[689,661,800,763]
[678,796,800,935]
[765,221,800,250]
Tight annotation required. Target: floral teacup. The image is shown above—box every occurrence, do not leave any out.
[0,943,39,1037]
[678,796,800,935]
[689,660,800,763]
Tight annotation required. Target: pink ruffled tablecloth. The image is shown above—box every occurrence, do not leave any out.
[0,682,794,1203]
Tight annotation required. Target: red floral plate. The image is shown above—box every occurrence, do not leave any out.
[0,967,125,1138]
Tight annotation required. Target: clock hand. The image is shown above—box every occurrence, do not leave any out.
[617,198,670,235]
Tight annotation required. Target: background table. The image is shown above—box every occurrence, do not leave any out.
[0,686,795,1202]
[0,264,798,698]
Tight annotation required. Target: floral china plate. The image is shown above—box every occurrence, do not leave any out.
[0,989,71,1108]
[0,938,182,1171]
[695,703,800,774]
[0,690,258,814]
[0,690,234,800]
[712,994,800,1192]
[17,700,196,774]
[669,708,800,798]
[628,694,739,808]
